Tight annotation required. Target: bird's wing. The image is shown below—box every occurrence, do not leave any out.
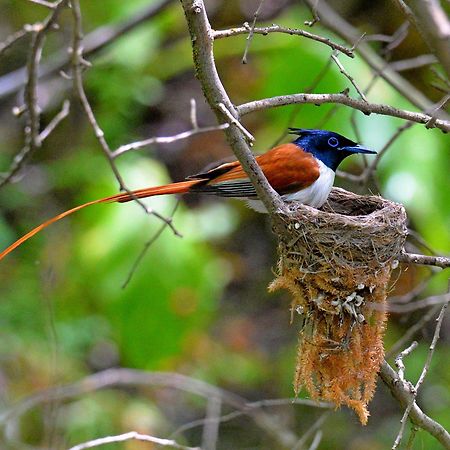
[191,143,320,198]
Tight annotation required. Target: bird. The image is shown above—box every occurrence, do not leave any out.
[0,128,375,261]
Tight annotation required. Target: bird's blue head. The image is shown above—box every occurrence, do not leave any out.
[289,128,376,171]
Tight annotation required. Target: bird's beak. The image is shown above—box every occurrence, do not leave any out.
[341,144,376,155]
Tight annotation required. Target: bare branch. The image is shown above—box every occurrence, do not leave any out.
[392,303,448,449]
[380,360,450,449]
[38,99,70,141]
[241,0,266,64]
[0,0,68,188]
[171,398,332,438]
[308,431,323,450]
[292,412,330,450]
[112,123,229,158]
[330,53,368,101]
[68,431,200,450]
[386,305,441,359]
[0,0,174,100]
[358,121,414,184]
[121,200,181,289]
[70,0,180,236]
[402,0,450,78]
[28,0,58,8]
[399,252,450,268]
[0,368,302,450]
[394,341,418,382]
[383,294,450,313]
[302,0,450,119]
[0,27,29,56]
[217,102,255,143]
[214,23,354,57]
[389,54,438,71]
[201,397,221,450]
[237,93,450,132]
[70,0,126,190]
[0,99,70,185]
[180,0,287,215]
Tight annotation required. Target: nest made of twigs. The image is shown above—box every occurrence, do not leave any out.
[269,188,408,424]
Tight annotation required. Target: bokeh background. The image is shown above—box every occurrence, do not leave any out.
[0,0,449,449]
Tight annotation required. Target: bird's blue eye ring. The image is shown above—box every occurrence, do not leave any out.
[328,137,339,147]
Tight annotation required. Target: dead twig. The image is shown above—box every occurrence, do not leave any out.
[241,0,266,64]
[391,303,448,449]
[214,23,354,58]
[68,431,200,450]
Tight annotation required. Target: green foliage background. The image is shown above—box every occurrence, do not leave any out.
[0,0,448,449]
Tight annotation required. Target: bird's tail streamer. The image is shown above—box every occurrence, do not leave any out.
[0,180,200,261]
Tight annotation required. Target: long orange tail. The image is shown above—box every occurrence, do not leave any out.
[0,179,200,261]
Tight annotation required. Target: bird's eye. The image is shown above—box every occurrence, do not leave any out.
[328,137,339,147]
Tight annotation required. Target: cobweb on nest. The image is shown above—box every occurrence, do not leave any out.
[269,187,408,424]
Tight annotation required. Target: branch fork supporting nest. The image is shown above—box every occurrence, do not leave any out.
[270,187,408,424]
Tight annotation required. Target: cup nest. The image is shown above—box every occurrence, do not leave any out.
[269,187,408,424]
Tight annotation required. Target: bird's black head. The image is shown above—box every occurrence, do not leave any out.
[289,128,376,171]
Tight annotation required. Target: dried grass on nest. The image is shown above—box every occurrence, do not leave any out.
[269,187,408,424]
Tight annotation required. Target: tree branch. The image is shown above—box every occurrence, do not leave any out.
[237,93,450,132]
[398,252,450,268]
[214,23,354,57]
[302,0,450,120]
[390,303,448,449]
[179,0,287,216]
[0,0,68,188]
[379,360,450,449]
[68,431,200,450]
[0,0,174,100]
[0,368,302,450]
[402,0,450,79]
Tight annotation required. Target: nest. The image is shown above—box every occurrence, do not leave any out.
[269,187,407,424]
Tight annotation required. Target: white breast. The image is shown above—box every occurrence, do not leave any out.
[246,160,335,213]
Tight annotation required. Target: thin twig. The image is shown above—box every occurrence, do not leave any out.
[304,0,320,27]
[0,99,70,185]
[214,23,354,58]
[0,0,174,100]
[398,252,450,269]
[201,397,222,450]
[330,53,368,101]
[237,93,450,132]
[171,398,332,438]
[402,0,450,78]
[217,103,255,143]
[180,0,286,215]
[121,200,181,289]
[0,368,302,450]
[394,341,418,382]
[39,99,70,141]
[0,27,30,56]
[302,0,450,119]
[426,93,450,128]
[70,0,180,236]
[389,54,438,72]
[68,431,200,450]
[292,412,330,450]
[308,431,323,450]
[380,360,450,448]
[28,0,57,8]
[358,121,414,184]
[0,1,68,188]
[242,0,266,64]
[272,58,333,146]
[112,124,229,158]
[376,294,449,313]
[392,303,448,449]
